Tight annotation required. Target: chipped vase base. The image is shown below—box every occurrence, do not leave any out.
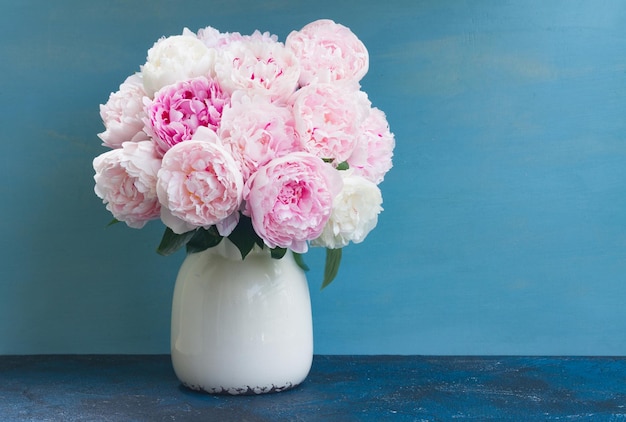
[181,380,298,396]
[170,239,314,395]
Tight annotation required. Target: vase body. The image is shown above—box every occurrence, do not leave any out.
[170,239,313,394]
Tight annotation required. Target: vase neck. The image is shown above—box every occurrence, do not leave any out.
[210,238,268,261]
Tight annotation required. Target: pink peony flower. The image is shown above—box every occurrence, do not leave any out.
[286,19,369,86]
[144,76,230,156]
[219,92,302,180]
[347,107,395,184]
[98,73,148,149]
[156,130,244,235]
[311,170,383,249]
[93,140,162,228]
[141,34,216,97]
[214,39,300,102]
[291,82,371,164]
[243,152,342,253]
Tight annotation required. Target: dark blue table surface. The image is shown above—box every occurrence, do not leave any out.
[1,355,625,421]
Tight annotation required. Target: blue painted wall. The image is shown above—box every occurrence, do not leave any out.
[1,0,625,355]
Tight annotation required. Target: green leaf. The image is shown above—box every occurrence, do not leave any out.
[293,252,310,272]
[227,214,262,260]
[270,247,287,259]
[106,218,120,227]
[321,248,342,289]
[254,236,265,249]
[230,234,256,260]
[336,161,350,171]
[186,226,223,254]
[156,227,197,256]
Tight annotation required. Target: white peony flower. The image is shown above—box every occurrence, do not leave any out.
[311,170,383,249]
[141,34,216,97]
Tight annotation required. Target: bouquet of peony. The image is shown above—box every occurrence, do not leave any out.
[93,19,394,288]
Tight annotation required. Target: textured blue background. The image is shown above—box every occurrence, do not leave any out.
[1,0,625,355]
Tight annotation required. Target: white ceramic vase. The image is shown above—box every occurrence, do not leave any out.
[170,238,313,395]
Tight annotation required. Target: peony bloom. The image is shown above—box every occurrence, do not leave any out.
[144,76,230,155]
[214,39,300,102]
[196,26,278,49]
[311,170,383,249]
[286,19,369,86]
[243,152,342,253]
[93,140,162,228]
[219,92,302,179]
[141,34,216,97]
[156,129,244,235]
[98,73,148,149]
[291,82,371,164]
[347,107,395,184]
